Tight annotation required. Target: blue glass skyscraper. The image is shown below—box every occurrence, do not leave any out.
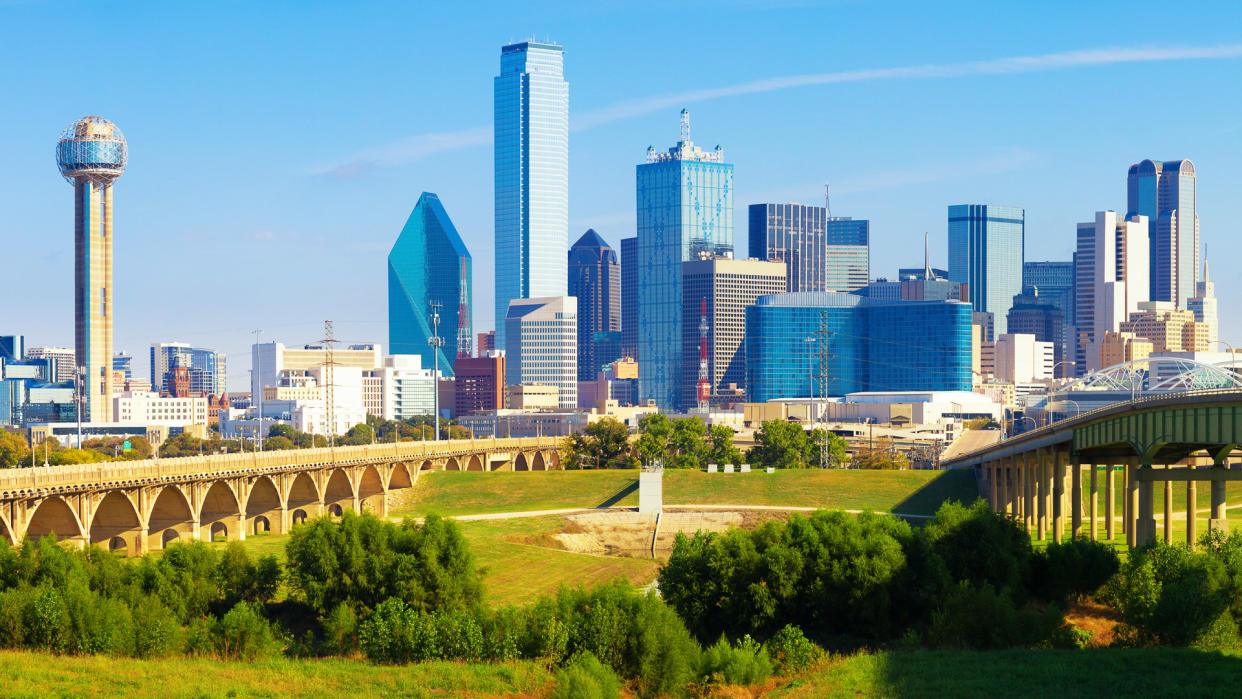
[948,204,1024,337]
[636,112,733,409]
[1127,159,1198,307]
[389,192,472,376]
[494,41,569,350]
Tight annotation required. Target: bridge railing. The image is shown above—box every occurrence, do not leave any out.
[0,437,562,493]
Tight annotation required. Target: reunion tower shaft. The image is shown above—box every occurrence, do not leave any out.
[56,116,127,423]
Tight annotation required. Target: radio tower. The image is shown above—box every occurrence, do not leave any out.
[697,298,710,411]
[456,259,471,358]
[428,301,444,440]
[323,320,336,447]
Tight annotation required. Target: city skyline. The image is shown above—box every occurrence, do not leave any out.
[4,3,1242,390]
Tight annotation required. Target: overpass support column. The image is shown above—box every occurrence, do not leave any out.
[135,527,149,556]
[1163,465,1173,545]
[1007,456,1019,519]
[1209,455,1229,535]
[1035,451,1047,541]
[1087,461,1097,540]
[1187,478,1197,550]
[1136,459,1156,547]
[988,462,998,511]
[1104,464,1114,541]
[1124,462,1134,547]
[1051,450,1065,543]
[1070,454,1081,539]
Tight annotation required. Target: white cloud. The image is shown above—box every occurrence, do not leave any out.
[319,44,1242,175]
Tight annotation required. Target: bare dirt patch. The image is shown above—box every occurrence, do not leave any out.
[1063,598,1121,647]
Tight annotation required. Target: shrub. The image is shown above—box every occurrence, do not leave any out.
[322,603,358,656]
[697,635,773,687]
[551,652,623,699]
[1031,537,1120,605]
[921,500,1032,597]
[926,583,1060,650]
[1104,543,1235,647]
[212,602,279,660]
[764,625,821,674]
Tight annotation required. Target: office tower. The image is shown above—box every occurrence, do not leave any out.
[988,334,1055,384]
[1120,302,1211,353]
[25,347,76,383]
[363,355,436,420]
[1006,290,1067,373]
[504,297,577,409]
[637,111,733,409]
[1073,211,1149,373]
[1187,258,1218,348]
[150,343,227,396]
[389,192,472,375]
[55,116,127,422]
[825,217,870,292]
[494,41,569,350]
[745,292,972,401]
[1127,159,1198,306]
[1099,331,1153,366]
[112,352,133,380]
[680,258,785,408]
[476,331,495,356]
[620,236,638,358]
[948,205,1024,336]
[0,336,23,362]
[251,342,382,399]
[568,229,620,381]
[749,203,827,292]
[1022,261,1075,326]
[454,352,506,417]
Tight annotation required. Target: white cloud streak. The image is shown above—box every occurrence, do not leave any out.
[318,44,1242,175]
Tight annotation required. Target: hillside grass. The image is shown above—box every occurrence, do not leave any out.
[395,468,978,519]
[0,649,552,698]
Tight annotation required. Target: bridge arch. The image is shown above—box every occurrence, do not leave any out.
[388,463,413,491]
[357,465,386,515]
[514,453,530,471]
[89,491,142,555]
[420,459,435,472]
[547,450,561,470]
[199,481,241,542]
[445,457,461,471]
[465,454,483,471]
[323,469,354,515]
[0,513,13,547]
[244,476,283,535]
[147,486,195,550]
[532,452,547,471]
[286,472,321,524]
[25,497,84,546]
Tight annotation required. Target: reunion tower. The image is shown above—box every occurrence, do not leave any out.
[56,116,127,423]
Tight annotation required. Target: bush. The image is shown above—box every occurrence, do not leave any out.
[697,635,773,687]
[926,583,1061,649]
[1031,537,1120,605]
[322,603,358,656]
[921,500,1032,596]
[764,625,820,674]
[551,652,623,699]
[212,602,279,660]
[1104,543,1234,647]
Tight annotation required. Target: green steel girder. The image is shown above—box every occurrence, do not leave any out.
[1074,403,1242,461]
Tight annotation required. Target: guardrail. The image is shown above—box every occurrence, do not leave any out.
[1,437,562,493]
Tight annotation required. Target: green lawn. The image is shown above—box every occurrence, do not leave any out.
[770,648,1242,698]
[0,650,551,698]
[396,468,978,519]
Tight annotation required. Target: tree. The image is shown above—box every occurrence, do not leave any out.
[339,424,374,446]
[808,428,848,469]
[667,417,708,469]
[565,417,632,469]
[851,437,908,470]
[633,413,672,465]
[49,448,105,465]
[265,436,295,451]
[746,420,814,469]
[0,430,30,468]
[707,425,742,467]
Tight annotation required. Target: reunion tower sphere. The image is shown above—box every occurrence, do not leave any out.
[55,116,127,184]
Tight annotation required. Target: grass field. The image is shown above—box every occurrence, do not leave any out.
[770,647,1242,697]
[395,468,978,519]
[0,650,551,698]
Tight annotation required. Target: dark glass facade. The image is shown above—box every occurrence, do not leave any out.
[388,192,472,376]
[1127,159,1198,306]
[567,229,620,381]
[948,204,1024,336]
[745,292,972,402]
[620,237,637,359]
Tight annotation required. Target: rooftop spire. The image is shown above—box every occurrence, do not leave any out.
[924,233,933,280]
[680,109,689,143]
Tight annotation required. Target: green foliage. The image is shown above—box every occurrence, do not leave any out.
[764,624,821,673]
[632,415,723,469]
[285,511,482,617]
[1104,542,1238,647]
[212,602,280,660]
[551,651,622,699]
[851,437,910,469]
[746,420,817,469]
[1031,537,1120,605]
[921,500,1031,595]
[926,583,1061,650]
[48,448,105,465]
[632,414,671,465]
[697,634,773,687]
[0,430,30,467]
[264,436,295,451]
[216,542,281,607]
[809,428,848,469]
[321,603,359,656]
[564,417,633,469]
[707,425,742,467]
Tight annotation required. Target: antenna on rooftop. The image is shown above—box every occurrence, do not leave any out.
[824,184,831,218]
[924,233,933,280]
[680,109,690,143]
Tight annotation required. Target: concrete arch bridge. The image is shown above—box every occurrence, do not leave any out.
[945,389,1242,548]
[0,437,561,555]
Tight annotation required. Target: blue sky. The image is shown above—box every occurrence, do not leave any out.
[2,1,1241,390]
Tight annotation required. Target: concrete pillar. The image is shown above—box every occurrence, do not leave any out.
[135,527,149,556]
[1035,452,1047,541]
[989,462,998,510]
[1088,462,1098,541]
[1104,464,1114,541]
[280,506,290,534]
[1136,460,1156,547]
[1187,478,1197,550]
[1210,476,1228,535]
[1052,452,1065,543]
[1163,465,1173,545]
[235,513,247,541]
[1023,453,1034,534]
[1070,455,1082,539]
[1126,462,1136,547]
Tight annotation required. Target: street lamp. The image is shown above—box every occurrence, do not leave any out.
[252,330,264,451]
[1052,360,1076,382]
[1215,341,1238,378]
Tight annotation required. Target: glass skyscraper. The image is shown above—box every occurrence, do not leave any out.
[745,292,972,402]
[620,236,638,359]
[749,205,869,293]
[948,204,1024,336]
[568,229,620,381]
[388,192,472,376]
[1127,159,1198,307]
[636,114,733,409]
[149,343,227,396]
[494,41,569,350]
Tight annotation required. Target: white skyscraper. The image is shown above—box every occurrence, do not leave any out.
[1074,211,1149,372]
[1187,257,1218,349]
[494,41,569,350]
[505,296,577,409]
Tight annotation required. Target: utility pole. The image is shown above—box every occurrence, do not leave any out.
[814,311,833,468]
[323,321,337,447]
[428,301,443,441]
[252,329,263,451]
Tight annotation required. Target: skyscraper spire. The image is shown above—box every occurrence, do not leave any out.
[924,232,932,280]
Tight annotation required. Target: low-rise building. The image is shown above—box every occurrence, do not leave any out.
[113,391,209,426]
[509,384,559,411]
